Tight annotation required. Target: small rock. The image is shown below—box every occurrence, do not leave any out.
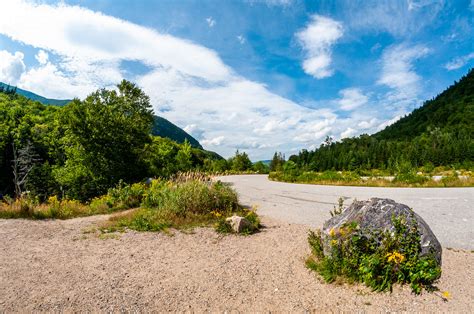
[226,216,252,233]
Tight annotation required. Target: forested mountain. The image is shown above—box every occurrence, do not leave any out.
[374,69,474,140]
[152,116,202,149]
[0,82,71,106]
[0,82,203,148]
[288,69,474,171]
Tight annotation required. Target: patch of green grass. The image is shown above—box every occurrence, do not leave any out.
[107,179,260,235]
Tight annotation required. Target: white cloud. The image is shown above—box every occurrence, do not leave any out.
[340,127,356,139]
[35,49,49,65]
[201,136,225,146]
[183,124,205,140]
[206,17,216,28]
[0,0,371,160]
[237,35,246,44]
[0,0,232,89]
[357,118,378,130]
[377,44,429,108]
[376,115,402,131]
[296,15,343,79]
[341,0,444,37]
[0,50,25,84]
[444,52,474,71]
[338,88,368,111]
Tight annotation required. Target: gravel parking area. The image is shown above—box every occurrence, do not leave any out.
[0,213,473,312]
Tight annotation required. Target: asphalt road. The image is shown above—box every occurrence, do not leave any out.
[219,175,474,250]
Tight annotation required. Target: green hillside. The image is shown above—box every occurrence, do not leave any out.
[375,69,474,140]
[288,69,474,171]
[0,82,203,148]
[0,82,70,106]
[152,116,202,149]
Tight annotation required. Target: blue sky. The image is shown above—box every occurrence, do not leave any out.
[0,0,473,160]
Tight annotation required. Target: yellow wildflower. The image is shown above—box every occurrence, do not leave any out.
[386,251,405,264]
[442,291,451,300]
[331,239,338,246]
[211,210,222,218]
[329,228,336,237]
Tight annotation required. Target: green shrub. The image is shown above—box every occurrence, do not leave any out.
[108,180,146,209]
[394,172,428,185]
[115,179,245,232]
[307,214,441,294]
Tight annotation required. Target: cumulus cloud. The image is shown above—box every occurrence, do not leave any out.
[0,0,388,160]
[377,44,429,108]
[201,136,225,146]
[357,118,378,130]
[296,15,343,79]
[0,50,26,84]
[338,88,368,111]
[444,52,474,70]
[340,127,356,139]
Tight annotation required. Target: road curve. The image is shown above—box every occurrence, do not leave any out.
[219,175,474,250]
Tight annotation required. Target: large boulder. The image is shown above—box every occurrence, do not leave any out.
[322,198,442,265]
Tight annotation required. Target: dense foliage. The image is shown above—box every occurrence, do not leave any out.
[0,81,226,201]
[288,69,474,172]
[307,213,441,294]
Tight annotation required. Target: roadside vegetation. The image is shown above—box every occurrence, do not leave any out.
[0,83,262,232]
[0,82,267,206]
[0,172,260,234]
[268,70,473,187]
[306,207,441,294]
[269,168,474,187]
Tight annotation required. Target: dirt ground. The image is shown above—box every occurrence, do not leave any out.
[0,214,473,312]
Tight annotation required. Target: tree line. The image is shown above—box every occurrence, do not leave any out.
[0,81,265,202]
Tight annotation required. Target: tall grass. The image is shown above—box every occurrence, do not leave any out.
[113,179,245,232]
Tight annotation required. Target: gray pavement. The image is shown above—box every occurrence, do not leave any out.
[219,175,474,250]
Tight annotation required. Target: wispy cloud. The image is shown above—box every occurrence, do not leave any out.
[444,52,474,70]
[206,17,216,28]
[296,15,343,79]
[378,44,430,108]
[237,35,246,44]
[339,0,444,37]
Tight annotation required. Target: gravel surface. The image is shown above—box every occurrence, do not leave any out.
[219,175,474,250]
[0,214,473,312]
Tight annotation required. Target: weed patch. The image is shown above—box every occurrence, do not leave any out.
[307,215,441,294]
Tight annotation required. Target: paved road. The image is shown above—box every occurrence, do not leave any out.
[219,175,474,250]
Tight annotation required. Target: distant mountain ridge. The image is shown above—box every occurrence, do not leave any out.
[288,69,474,170]
[0,82,203,148]
[152,116,202,149]
[0,82,71,106]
